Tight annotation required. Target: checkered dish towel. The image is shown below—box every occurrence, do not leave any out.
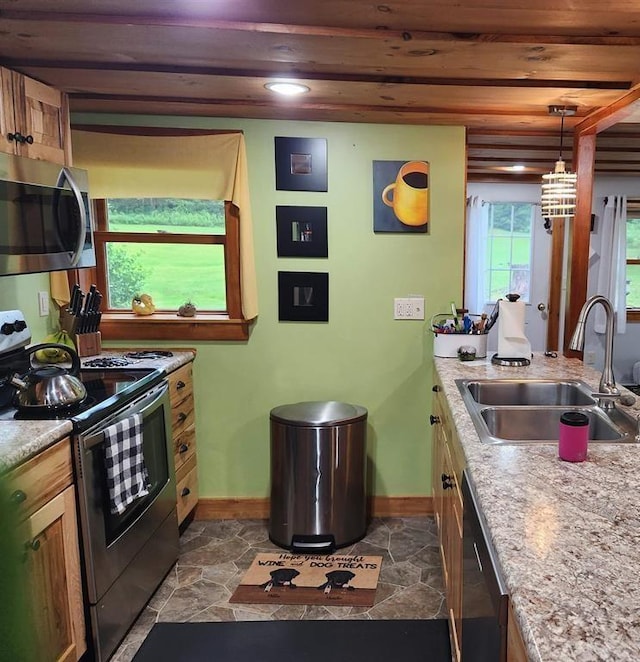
[103,413,150,515]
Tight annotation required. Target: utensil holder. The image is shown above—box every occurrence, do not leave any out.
[75,332,102,357]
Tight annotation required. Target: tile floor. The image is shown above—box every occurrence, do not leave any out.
[111,516,447,661]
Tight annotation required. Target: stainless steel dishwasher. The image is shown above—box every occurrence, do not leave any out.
[461,470,509,662]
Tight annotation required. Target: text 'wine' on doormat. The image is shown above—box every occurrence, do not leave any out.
[229,552,383,607]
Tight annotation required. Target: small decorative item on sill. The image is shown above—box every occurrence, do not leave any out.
[132,293,156,316]
[457,345,477,362]
[177,301,197,317]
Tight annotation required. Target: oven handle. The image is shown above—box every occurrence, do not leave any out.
[82,381,168,451]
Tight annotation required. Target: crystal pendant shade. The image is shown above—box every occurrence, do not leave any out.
[541,158,577,219]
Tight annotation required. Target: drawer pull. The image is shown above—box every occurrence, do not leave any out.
[441,473,454,490]
[25,538,40,552]
[176,380,186,390]
[10,489,27,505]
[430,415,440,426]
[177,412,188,423]
[181,487,191,497]
[179,443,189,453]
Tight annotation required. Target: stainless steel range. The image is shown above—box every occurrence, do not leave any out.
[0,310,178,661]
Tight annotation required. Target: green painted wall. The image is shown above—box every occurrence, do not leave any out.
[2,116,465,498]
[0,273,55,342]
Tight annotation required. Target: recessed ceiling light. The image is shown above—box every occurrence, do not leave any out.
[510,164,526,172]
[265,81,310,96]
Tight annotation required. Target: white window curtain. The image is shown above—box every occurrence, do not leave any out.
[594,195,627,334]
[464,196,489,314]
[70,129,258,319]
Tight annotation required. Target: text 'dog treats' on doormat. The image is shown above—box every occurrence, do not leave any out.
[229,552,383,607]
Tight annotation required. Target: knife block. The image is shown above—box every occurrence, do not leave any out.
[75,332,102,358]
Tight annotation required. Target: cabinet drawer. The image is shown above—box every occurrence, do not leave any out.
[176,459,198,524]
[174,426,197,477]
[172,401,195,438]
[5,438,73,522]
[168,363,193,409]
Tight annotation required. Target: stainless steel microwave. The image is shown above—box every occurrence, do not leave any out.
[0,153,95,276]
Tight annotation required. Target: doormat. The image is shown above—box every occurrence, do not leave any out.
[229,552,383,607]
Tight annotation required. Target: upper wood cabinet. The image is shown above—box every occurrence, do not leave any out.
[0,67,72,166]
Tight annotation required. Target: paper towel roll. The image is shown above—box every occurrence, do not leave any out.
[497,300,531,358]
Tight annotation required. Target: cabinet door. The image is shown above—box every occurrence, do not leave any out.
[10,70,71,165]
[20,485,86,662]
[0,67,18,155]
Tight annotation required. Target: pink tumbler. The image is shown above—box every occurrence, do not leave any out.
[558,411,589,462]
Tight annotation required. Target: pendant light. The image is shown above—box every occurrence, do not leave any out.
[541,105,578,220]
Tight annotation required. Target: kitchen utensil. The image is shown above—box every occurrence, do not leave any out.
[9,343,87,411]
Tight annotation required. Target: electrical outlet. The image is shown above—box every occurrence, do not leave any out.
[38,291,49,317]
[584,350,596,365]
[394,296,425,320]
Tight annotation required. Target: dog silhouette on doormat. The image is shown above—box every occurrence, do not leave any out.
[317,570,356,594]
[259,568,300,592]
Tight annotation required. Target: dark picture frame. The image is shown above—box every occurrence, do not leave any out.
[276,206,328,258]
[278,271,329,322]
[275,137,328,192]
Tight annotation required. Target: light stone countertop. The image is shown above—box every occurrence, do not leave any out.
[0,349,195,474]
[435,353,640,662]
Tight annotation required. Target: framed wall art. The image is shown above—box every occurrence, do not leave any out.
[372,160,429,233]
[278,271,329,322]
[276,206,328,258]
[275,137,328,192]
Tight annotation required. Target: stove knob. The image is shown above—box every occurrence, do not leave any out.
[14,319,26,332]
[1,322,15,335]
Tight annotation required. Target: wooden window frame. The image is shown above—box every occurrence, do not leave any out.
[69,199,250,341]
[627,201,640,323]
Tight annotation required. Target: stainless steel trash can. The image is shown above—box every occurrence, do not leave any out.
[269,401,368,553]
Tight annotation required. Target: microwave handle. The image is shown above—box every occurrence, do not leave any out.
[83,382,168,451]
[56,167,88,267]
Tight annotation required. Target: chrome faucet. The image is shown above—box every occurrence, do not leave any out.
[569,295,620,409]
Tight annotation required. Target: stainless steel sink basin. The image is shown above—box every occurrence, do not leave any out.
[455,378,638,445]
[462,379,595,406]
[480,407,624,442]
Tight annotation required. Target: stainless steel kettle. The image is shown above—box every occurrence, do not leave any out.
[9,343,87,411]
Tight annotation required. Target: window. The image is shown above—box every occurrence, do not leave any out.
[485,202,534,303]
[70,127,257,341]
[99,198,227,310]
[626,201,640,314]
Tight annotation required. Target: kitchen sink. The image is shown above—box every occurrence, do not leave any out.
[462,379,595,406]
[480,407,624,442]
[455,378,639,445]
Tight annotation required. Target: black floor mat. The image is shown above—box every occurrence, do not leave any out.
[133,619,451,662]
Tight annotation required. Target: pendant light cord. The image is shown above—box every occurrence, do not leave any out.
[559,112,565,160]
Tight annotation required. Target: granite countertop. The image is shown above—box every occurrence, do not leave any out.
[435,353,640,662]
[0,349,195,474]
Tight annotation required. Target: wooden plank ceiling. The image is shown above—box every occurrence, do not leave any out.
[1,0,640,181]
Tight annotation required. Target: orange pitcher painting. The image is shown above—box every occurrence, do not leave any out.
[373,160,429,233]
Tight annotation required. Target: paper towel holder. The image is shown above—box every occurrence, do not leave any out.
[490,292,532,366]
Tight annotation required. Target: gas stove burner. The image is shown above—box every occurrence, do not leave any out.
[84,357,133,368]
[124,351,174,360]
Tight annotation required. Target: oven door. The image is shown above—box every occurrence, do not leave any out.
[74,380,177,604]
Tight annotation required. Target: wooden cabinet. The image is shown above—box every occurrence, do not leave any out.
[507,600,529,662]
[431,377,464,662]
[6,438,86,662]
[0,66,71,165]
[168,361,198,525]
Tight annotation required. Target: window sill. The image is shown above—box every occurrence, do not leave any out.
[98,312,254,341]
[627,310,640,323]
